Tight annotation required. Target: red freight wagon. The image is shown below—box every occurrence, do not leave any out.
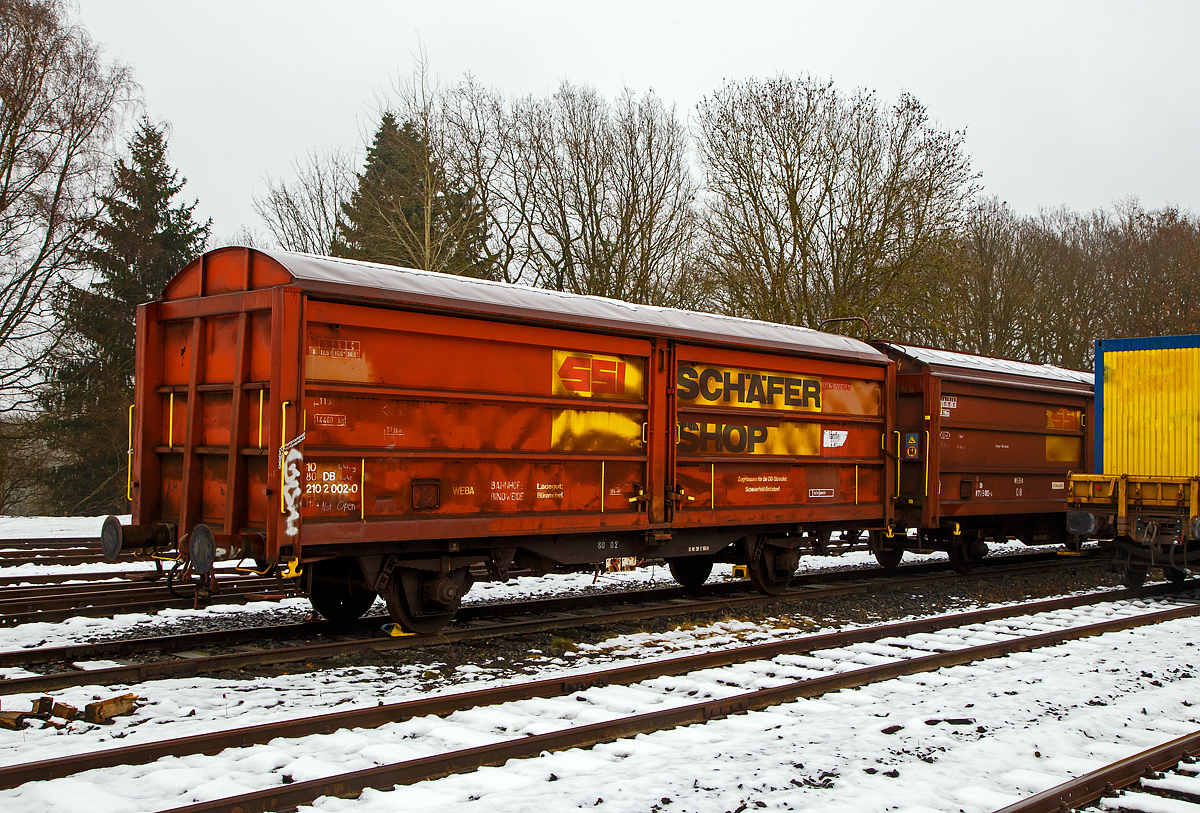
[103,247,894,632]
[876,343,1094,571]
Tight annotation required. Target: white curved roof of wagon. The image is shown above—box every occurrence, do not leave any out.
[882,342,1094,393]
[263,250,886,364]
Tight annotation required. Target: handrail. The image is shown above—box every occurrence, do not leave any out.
[818,316,871,340]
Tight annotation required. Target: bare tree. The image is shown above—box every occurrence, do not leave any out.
[0,0,135,408]
[1105,201,1200,339]
[442,76,532,284]
[213,225,266,249]
[367,73,698,302]
[1015,208,1111,368]
[482,82,697,305]
[0,413,43,512]
[254,148,354,253]
[907,198,1039,357]
[695,75,975,331]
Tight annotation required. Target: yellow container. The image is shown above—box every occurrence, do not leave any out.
[1097,336,1200,476]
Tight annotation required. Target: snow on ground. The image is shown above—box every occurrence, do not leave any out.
[0,515,162,582]
[0,515,124,540]
[0,593,1195,813]
[318,616,1198,813]
[0,516,1137,812]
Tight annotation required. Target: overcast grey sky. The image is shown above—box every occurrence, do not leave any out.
[75,0,1198,242]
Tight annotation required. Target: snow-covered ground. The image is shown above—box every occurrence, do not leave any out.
[0,515,125,540]
[0,515,167,582]
[2,515,1172,813]
[0,593,1196,813]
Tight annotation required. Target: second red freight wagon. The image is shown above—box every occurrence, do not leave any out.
[103,248,896,632]
[876,343,1094,571]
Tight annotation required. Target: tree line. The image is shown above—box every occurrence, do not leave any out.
[259,69,1200,373]
[1,0,1197,515]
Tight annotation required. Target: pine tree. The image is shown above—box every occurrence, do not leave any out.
[38,118,209,514]
[331,112,490,277]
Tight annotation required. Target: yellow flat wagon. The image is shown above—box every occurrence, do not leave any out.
[1068,335,1200,586]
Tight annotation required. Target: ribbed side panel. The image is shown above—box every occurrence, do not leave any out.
[1102,345,1200,477]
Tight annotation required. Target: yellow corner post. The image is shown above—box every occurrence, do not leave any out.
[126,405,135,501]
[279,400,290,514]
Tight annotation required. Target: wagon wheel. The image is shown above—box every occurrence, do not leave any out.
[748,541,798,596]
[872,531,904,572]
[948,535,985,575]
[667,557,713,589]
[383,567,472,635]
[1113,550,1148,589]
[309,557,378,624]
[947,543,970,574]
[1162,566,1188,585]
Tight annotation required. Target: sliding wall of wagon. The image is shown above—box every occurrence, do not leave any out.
[298,299,655,546]
[670,343,890,529]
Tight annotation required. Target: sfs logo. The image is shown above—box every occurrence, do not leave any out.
[557,356,628,396]
[552,350,644,400]
[1046,408,1082,431]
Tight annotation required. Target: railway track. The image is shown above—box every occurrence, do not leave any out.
[996,728,1200,812]
[0,540,1085,627]
[0,548,1101,694]
[0,576,291,627]
[2,582,1194,813]
[0,533,298,625]
[0,537,127,568]
[0,569,296,626]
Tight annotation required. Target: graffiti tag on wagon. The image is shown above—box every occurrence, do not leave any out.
[677,365,821,411]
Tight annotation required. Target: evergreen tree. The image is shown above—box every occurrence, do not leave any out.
[39,118,209,514]
[331,112,490,277]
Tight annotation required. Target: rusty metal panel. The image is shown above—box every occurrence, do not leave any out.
[672,344,888,519]
[200,315,240,384]
[935,385,1089,518]
[1097,336,1200,477]
[200,456,228,523]
[160,321,192,386]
